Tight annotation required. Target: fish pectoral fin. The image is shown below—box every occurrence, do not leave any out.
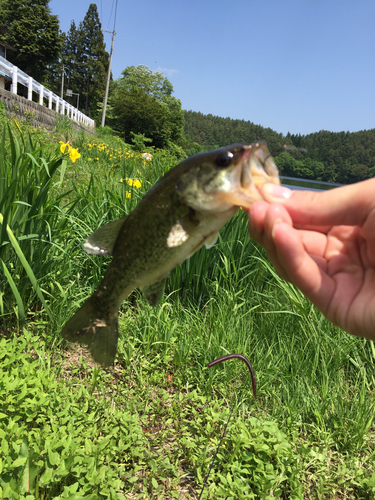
[141,277,167,307]
[204,231,219,249]
[83,216,127,255]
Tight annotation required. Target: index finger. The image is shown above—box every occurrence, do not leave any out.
[259,178,375,228]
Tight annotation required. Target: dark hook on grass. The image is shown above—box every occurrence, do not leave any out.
[207,353,256,399]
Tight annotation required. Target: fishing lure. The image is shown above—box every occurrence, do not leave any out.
[208,353,256,399]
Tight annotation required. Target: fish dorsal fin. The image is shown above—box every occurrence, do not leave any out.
[141,277,167,306]
[204,231,219,249]
[83,216,127,255]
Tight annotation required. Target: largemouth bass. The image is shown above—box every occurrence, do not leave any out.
[62,142,280,366]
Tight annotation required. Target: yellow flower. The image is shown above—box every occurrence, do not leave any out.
[126,178,133,187]
[69,148,81,163]
[59,141,70,153]
[126,192,131,198]
[133,179,142,189]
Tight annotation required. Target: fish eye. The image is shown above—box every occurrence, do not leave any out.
[215,151,234,168]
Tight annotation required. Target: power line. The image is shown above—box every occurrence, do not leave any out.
[101,0,118,127]
[113,0,118,31]
[107,0,115,31]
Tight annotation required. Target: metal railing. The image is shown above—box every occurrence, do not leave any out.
[0,55,95,128]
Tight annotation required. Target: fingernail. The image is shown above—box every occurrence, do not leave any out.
[262,183,292,199]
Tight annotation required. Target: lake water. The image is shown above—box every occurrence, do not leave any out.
[281,176,345,192]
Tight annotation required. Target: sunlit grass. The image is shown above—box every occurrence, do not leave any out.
[1,115,375,498]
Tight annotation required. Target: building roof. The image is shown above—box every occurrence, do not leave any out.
[0,40,16,52]
[0,26,12,35]
[0,26,17,52]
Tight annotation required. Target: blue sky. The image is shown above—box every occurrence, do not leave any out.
[49,0,375,136]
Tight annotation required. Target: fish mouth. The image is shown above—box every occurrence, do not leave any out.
[223,142,280,208]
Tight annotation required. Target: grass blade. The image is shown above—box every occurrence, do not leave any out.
[0,212,51,318]
[1,258,25,323]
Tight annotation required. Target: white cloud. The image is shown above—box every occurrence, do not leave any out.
[155,67,178,78]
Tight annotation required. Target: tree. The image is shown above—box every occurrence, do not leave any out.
[0,0,63,82]
[78,4,109,118]
[46,6,110,118]
[111,86,172,148]
[183,110,284,153]
[61,20,82,102]
[110,65,185,149]
[117,65,174,101]
[45,22,80,96]
[46,20,86,109]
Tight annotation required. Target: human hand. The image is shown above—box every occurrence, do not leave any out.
[246,178,375,340]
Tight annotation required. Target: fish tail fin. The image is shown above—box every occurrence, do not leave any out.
[61,297,118,367]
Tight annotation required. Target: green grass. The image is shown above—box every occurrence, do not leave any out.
[1,115,375,499]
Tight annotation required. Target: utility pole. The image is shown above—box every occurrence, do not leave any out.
[101,29,115,127]
[60,64,64,99]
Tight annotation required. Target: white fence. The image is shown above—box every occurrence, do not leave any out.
[0,55,95,128]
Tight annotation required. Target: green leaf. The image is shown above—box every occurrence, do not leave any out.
[59,158,67,186]
[85,438,92,454]
[148,458,157,473]
[40,465,53,484]
[12,457,27,468]
[18,438,39,494]
[151,477,158,489]
[67,495,101,500]
[48,448,60,466]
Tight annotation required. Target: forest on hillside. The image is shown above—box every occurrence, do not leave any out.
[1,0,374,185]
[184,111,375,184]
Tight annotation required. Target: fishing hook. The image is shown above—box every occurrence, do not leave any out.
[207,353,256,399]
